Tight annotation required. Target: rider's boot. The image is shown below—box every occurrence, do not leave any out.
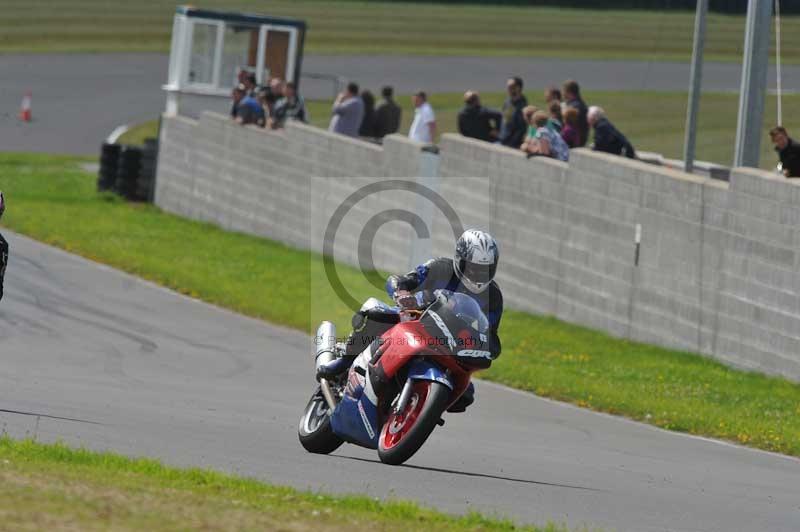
[316,341,355,381]
[317,302,398,381]
[446,382,475,413]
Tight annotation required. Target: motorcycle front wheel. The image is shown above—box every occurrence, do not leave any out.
[298,387,343,454]
[377,380,450,465]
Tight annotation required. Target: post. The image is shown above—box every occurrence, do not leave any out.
[733,0,772,168]
[683,0,709,174]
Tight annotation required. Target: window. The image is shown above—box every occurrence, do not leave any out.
[188,22,220,85]
[219,25,258,89]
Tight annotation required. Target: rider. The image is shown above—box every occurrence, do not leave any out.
[0,192,8,302]
[318,229,503,413]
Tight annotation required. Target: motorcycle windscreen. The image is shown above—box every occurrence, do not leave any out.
[420,290,494,368]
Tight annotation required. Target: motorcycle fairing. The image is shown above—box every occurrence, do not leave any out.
[330,390,380,449]
[374,320,471,408]
[330,347,381,449]
[406,358,453,390]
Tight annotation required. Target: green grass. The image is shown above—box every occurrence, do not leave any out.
[1,152,799,457]
[116,119,160,146]
[2,0,799,63]
[0,437,566,531]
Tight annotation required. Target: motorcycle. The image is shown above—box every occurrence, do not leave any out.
[298,289,495,465]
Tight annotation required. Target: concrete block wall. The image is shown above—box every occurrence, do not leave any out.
[156,115,800,381]
[156,112,427,273]
[710,169,800,376]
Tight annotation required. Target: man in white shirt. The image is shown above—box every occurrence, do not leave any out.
[408,91,436,144]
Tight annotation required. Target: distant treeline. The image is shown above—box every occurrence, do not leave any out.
[363,0,800,14]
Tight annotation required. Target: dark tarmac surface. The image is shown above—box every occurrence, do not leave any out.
[1,231,799,532]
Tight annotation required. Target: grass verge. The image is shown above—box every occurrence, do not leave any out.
[1,0,799,63]
[127,89,796,168]
[0,437,565,531]
[116,119,160,146]
[1,152,799,457]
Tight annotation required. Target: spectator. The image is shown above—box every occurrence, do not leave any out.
[264,78,285,116]
[521,105,538,139]
[457,90,502,142]
[588,106,635,159]
[359,90,377,137]
[243,72,258,96]
[521,111,569,162]
[255,87,271,127]
[544,86,562,105]
[409,90,436,144]
[770,126,800,178]
[230,84,246,119]
[329,82,365,137]
[547,100,563,133]
[499,76,528,148]
[236,87,265,126]
[562,79,589,147]
[561,107,580,148]
[374,86,402,138]
[270,81,307,128]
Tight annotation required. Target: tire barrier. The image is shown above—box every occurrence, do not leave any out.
[97,143,121,192]
[138,138,159,203]
[115,146,142,200]
[97,139,159,202]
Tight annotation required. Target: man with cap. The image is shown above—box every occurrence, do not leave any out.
[0,192,8,302]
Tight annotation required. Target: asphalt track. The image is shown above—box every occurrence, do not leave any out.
[1,53,799,155]
[1,231,799,531]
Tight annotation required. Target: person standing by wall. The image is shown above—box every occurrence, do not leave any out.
[373,86,402,139]
[329,82,365,138]
[561,107,580,148]
[562,79,589,147]
[588,106,635,159]
[521,111,570,162]
[235,88,265,126]
[547,100,563,133]
[359,90,377,138]
[408,90,436,144]
[269,82,307,129]
[499,77,528,148]
[0,192,8,302]
[458,90,502,142]
[770,126,800,178]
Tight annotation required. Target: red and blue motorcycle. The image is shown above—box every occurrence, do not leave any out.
[298,290,494,465]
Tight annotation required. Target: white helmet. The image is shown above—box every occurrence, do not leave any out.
[453,229,499,294]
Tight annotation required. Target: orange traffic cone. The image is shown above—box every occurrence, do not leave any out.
[19,91,31,122]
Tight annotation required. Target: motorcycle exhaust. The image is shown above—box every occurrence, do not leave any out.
[315,321,339,411]
[315,321,337,373]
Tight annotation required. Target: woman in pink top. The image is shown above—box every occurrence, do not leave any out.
[561,107,580,148]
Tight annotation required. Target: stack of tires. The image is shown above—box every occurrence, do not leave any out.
[97,137,158,202]
[137,138,158,203]
[115,146,142,200]
[97,143,121,192]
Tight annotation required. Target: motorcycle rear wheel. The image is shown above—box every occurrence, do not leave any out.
[298,387,343,454]
[377,380,450,465]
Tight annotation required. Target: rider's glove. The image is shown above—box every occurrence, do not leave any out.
[394,290,418,310]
